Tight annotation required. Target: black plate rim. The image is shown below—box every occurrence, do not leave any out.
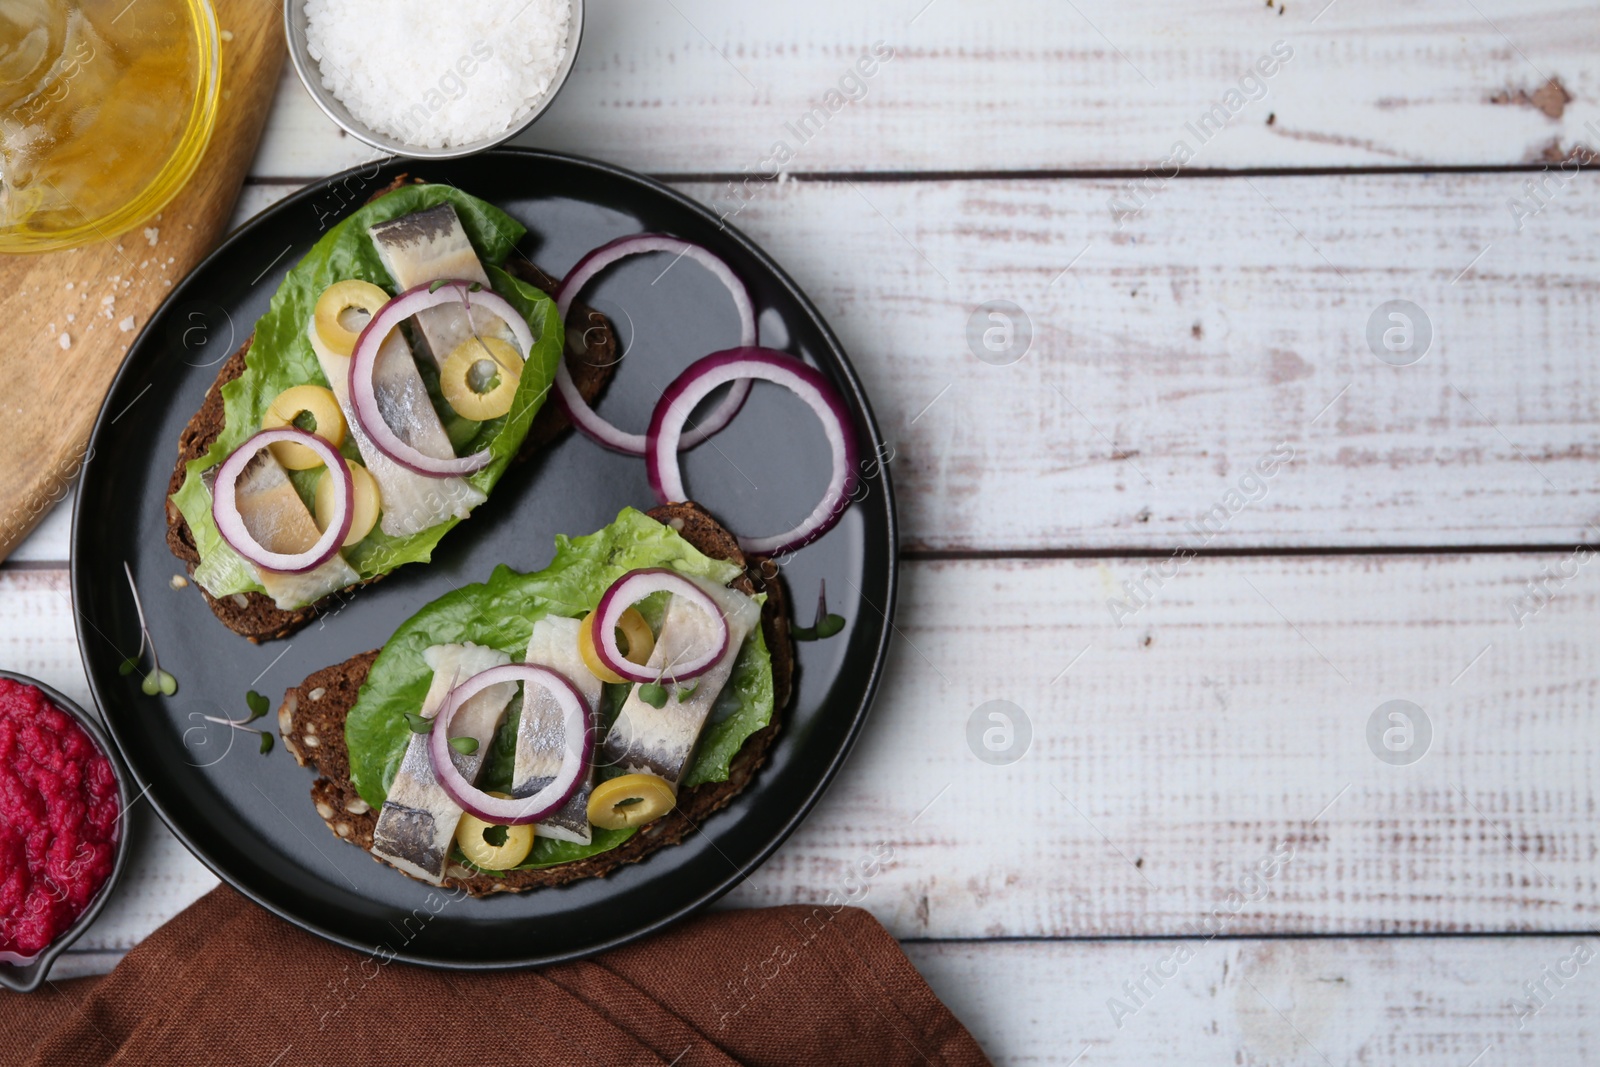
[69,148,898,969]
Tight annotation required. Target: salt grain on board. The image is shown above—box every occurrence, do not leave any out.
[57,334,70,350]
[119,317,135,332]
[302,0,571,149]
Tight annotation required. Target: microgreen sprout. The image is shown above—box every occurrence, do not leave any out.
[195,688,277,756]
[792,579,846,642]
[245,690,270,721]
[121,561,177,695]
[636,637,711,708]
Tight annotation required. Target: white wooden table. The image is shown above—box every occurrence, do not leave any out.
[10,3,1600,1061]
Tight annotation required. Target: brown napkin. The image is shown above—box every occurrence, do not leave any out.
[1,887,988,1066]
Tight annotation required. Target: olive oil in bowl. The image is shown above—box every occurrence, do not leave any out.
[0,0,219,252]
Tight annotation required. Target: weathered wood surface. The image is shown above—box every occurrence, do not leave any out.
[12,16,1600,1052]
[672,174,1600,553]
[16,171,1600,561]
[905,936,1600,1065]
[248,0,1600,178]
[13,547,1596,950]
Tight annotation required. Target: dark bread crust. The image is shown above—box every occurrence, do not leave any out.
[278,502,793,896]
[165,198,617,642]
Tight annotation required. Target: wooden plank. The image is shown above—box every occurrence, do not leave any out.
[10,547,1596,949]
[671,173,1600,552]
[249,0,1600,178]
[723,551,1600,939]
[905,937,1600,1065]
[16,172,1600,560]
[50,951,123,981]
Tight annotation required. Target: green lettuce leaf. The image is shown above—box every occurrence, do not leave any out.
[345,508,775,869]
[171,184,562,598]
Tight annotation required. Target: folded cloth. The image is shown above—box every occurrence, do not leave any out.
[1,887,989,1066]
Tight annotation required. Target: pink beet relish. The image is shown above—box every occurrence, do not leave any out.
[0,679,120,959]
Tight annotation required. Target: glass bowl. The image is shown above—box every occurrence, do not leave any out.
[0,0,221,253]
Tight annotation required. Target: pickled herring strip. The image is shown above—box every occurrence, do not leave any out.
[307,319,485,536]
[514,616,602,845]
[368,205,516,369]
[210,448,358,610]
[370,642,514,884]
[600,578,761,785]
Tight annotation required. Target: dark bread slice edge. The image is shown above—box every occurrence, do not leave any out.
[278,502,793,896]
[164,208,617,642]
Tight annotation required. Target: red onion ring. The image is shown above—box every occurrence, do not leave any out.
[554,235,756,455]
[647,348,860,557]
[593,568,730,684]
[212,429,353,574]
[348,280,535,477]
[427,664,592,826]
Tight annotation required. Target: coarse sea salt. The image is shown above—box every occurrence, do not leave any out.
[303,0,571,149]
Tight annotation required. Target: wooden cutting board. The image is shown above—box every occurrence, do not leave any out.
[0,0,283,563]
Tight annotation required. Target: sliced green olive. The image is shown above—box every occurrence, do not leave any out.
[578,607,655,684]
[454,793,534,870]
[261,385,346,469]
[588,773,676,830]
[441,336,523,420]
[313,279,389,357]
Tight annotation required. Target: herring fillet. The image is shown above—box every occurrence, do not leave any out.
[370,642,514,884]
[307,320,485,537]
[601,579,762,786]
[368,205,516,368]
[207,451,358,610]
[515,616,603,845]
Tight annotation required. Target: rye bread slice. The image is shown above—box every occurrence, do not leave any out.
[164,249,617,643]
[277,502,793,896]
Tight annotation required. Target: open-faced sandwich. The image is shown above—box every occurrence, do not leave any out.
[278,505,792,894]
[165,180,615,641]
